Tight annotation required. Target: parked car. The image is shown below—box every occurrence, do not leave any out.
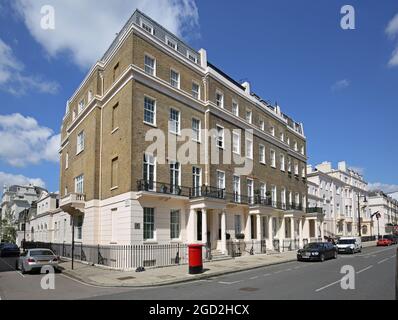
[17,248,59,274]
[382,234,398,245]
[0,243,20,257]
[336,236,362,254]
[377,237,393,246]
[297,242,337,262]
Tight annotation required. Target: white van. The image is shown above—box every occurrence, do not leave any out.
[336,237,362,254]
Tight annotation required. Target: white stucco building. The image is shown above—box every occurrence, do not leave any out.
[367,190,398,237]
[307,161,371,238]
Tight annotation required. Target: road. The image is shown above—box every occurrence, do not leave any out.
[0,245,396,300]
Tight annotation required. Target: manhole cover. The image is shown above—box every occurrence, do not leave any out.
[239,287,259,292]
[117,276,135,280]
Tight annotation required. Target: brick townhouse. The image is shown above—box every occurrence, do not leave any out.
[58,10,319,256]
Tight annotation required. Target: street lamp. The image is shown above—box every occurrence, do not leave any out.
[357,194,368,237]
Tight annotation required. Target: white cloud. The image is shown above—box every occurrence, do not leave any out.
[386,13,398,67]
[331,79,350,91]
[0,38,59,95]
[386,13,398,39]
[368,182,398,193]
[0,171,46,191]
[0,113,60,167]
[388,47,398,67]
[13,0,200,69]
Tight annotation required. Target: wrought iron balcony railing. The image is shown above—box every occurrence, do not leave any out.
[136,179,190,197]
[306,207,323,214]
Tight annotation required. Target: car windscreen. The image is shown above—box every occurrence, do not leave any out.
[4,244,18,249]
[303,243,322,249]
[338,239,355,244]
[30,250,54,256]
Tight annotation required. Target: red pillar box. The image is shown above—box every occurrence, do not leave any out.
[188,244,203,274]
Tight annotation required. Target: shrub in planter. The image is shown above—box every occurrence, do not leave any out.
[226,233,231,240]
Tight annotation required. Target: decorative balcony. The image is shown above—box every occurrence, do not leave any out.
[189,186,225,200]
[306,207,323,214]
[60,193,85,214]
[136,180,190,198]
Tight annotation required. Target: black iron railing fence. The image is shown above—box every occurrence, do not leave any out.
[226,240,266,257]
[22,241,188,270]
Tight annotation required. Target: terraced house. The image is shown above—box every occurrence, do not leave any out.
[59,10,315,258]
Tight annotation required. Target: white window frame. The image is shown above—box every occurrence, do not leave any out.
[247,178,254,204]
[170,209,181,240]
[74,174,84,194]
[270,149,276,168]
[144,54,156,76]
[294,162,299,175]
[259,144,265,164]
[192,118,201,142]
[192,81,200,99]
[259,119,265,131]
[280,153,285,171]
[165,36,177,50]
[187,51,198,63]
[143,153,156,191]
[76,131,85,155]
[78,99,85,113]
[215,90,224,108]
[233,175,241,202]
[169,108,181,135]
[232,100,239,116]
[170,69,180,89]
[140,19,154,35]
[245,109,252,124]
[216,125,224,149]
[232,131,240,155]
[143,207,155,241]
[65,152,69,170]
[270,126,275,136]
[281,187,286,209]
[217,170,226,190]
[245,138,253,159]
[143,95,156,126]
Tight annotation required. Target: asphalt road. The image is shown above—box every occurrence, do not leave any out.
[0,245,396,300]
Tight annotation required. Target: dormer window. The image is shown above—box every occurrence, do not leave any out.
[166,36,177,50]
[187,51,197,63]
[141,20,154,34]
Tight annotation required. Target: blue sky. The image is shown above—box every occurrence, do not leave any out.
[0,0,397,194]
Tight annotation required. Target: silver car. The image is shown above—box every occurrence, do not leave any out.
[17,248,59,274]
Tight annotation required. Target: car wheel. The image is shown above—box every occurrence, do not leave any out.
[333,251,338,259]
[351,249,355,254]
[320,254,325,262]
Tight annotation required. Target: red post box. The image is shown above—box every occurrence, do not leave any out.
[188,244,203,274]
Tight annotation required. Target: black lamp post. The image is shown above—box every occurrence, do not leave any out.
[357,194,368,237]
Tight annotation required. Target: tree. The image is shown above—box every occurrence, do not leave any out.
[0,207,17,243]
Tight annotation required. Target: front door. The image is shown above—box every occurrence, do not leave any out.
[197,210,202,241]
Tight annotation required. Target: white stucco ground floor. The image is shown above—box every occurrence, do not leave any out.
[19,191,324,256]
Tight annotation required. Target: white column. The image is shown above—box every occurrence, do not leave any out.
[202,209,207,244]
[245,213,251,239]
[221,210,226,254]
[256,214,261,240]
[290,217,295,239]
[299,218,303,248]
[187,209,196,243]
[268,216,273,249]
[320,221,325,240]
[279,217,285,240]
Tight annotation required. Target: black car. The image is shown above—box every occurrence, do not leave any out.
[297,242,337,262]
[0,243,20,257]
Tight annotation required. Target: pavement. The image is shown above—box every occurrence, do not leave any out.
[1,241,395,300]
[59,240,378,287]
